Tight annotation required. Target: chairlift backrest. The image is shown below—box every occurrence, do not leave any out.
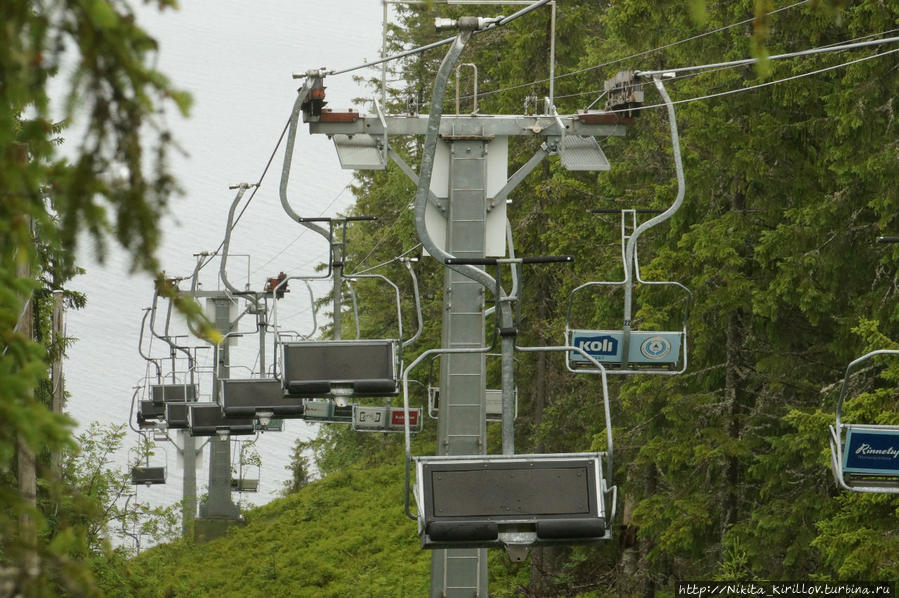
[566,209,690,375]
[414,453,612,550]
[137,400,165,428]
[150,383,197,403]
[131,466,166,486]
[221,378,304,418]
[353,404,422,433]
[281,339,398,398]
[189,403,255,437]
[165,403,190,429]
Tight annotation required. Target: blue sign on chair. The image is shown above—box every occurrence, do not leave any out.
[843,428,899,476]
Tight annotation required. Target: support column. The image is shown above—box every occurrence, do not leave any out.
[196,297,239,540]
[181,431,196,537]
[431,137,489,597]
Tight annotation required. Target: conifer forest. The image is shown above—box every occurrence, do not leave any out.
[2,0,899,596]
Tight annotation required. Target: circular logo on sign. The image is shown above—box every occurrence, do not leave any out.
[641,336,671,360]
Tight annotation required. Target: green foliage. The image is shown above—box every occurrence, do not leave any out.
[0,0,225,592]
[265,0,899,594]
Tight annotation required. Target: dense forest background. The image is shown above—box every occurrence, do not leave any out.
[4,0,899,596]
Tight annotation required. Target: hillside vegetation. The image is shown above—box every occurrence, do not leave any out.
[108,463,537,598]
[10,0,898,595]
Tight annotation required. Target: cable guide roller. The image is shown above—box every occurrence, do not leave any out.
[829,349,899,493]
[412,453,614,552]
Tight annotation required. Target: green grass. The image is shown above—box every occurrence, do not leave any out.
[103,464,529,597]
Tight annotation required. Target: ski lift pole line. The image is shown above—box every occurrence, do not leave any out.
[619,48,899,114]
[457,0,811,103]
[294,0,552,79]
[197,117,292,273]
[636,35,899,78]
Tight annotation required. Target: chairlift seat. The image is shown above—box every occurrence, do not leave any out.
[282,340,398,398]
[221,378,304,418]
[137,400,165,428]
[131,466,166,485]
[189,403,255,437]
[150,383,197,404]
[414,453,611,550]
[231,478,260,493]
[568,329,683,369]
[165,403,190,429]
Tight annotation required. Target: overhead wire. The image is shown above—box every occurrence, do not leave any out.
[194,115,292,274]
[350,243,423,276]
[623,48,899,113]
[461,0,811,103]
[250,185,350,278]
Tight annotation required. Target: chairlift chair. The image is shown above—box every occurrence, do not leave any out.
[221,378,304,420]
[153,381,198,430]
[566,209,691,375]
[189,403,255,437]
[231,440,261,493]
[277,272,415,401]
[129,441,167,486]
[137,400,165,429]
[402,346,617,557]
[566,75,690,376]
[829,349,899,493]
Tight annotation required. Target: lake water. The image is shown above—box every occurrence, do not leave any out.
[65,1,391,529]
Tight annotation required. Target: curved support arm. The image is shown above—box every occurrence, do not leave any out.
[401,260,423,349]
[220,184,251,296]
[138,309,162,381]
[412,30,502,296]
[835,349,899,427]
[343,273,403,342]
[279,89,331,241]
[622,76,685,324]
[128,387,143,434]
[149,288,195,379]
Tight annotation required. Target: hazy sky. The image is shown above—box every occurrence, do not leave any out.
[65,1,390,510]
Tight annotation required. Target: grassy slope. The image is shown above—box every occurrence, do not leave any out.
[105,464,531,598]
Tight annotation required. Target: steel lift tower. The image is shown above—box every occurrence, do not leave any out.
[287,4,631,594]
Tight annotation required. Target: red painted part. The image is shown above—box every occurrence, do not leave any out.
[391,409,418,426]
[310,88,326,100]
[320,109,360,123]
